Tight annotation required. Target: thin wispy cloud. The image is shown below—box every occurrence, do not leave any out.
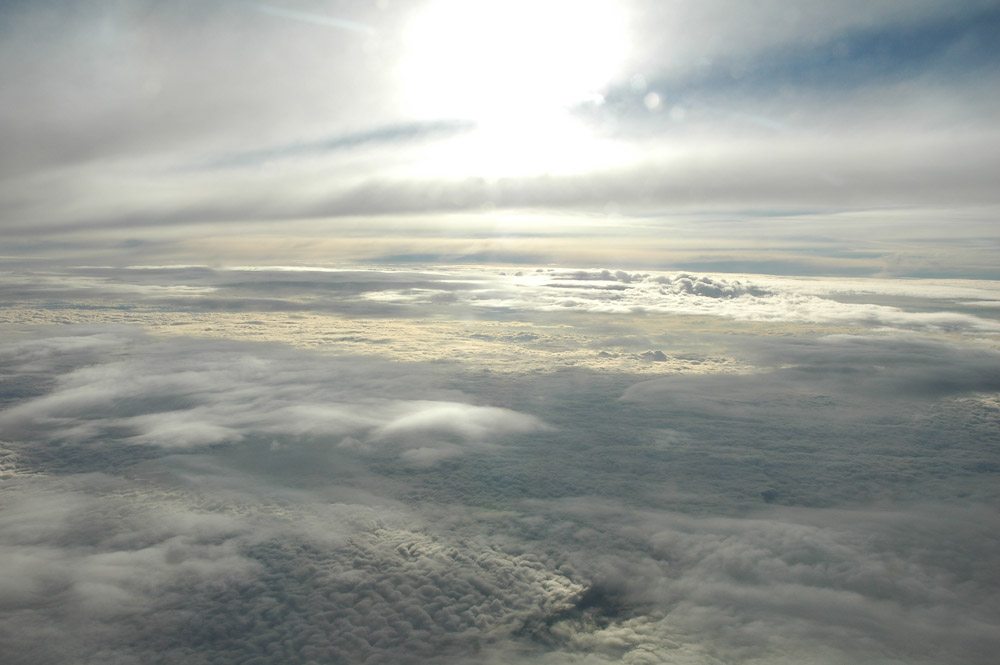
[201,120,476,169]
[252,3,375,35]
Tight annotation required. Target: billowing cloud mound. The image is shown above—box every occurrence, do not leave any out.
[319,267,999,332]
[647,273,770,298]
[556,269,769,299]
[0,327,547,461]
[524,270,1000,330]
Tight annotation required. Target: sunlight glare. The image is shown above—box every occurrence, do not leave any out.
[400,0,627,122]
[399,0,629,178]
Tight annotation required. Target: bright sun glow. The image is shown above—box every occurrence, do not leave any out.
[401,0,626,120]
[399,0,630,178]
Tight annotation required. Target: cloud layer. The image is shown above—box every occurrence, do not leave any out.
[2,2,999,658]
[1,310,998,663]
[5,265,998,335]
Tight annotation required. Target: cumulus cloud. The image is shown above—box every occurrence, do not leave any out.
[374,402,544,440]
[529,271,1000,331]
[2,315,1000,664]
[2,272,999,664]
[348,267,1000,333]
[368,402,548,464]
[481,497,1000,665]
[0,479,583,665]
[0,326,578,664]
[0,327,547,463]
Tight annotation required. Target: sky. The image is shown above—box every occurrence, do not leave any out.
[1,0,999,273]
[1,1,1000,664]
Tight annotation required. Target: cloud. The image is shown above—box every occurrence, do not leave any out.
[0,328,548,463]
[1,313,999,663]
[4,268,999,377]
[492,498,1000,665]
[0,482,262,663]
[352,268,1000,333]
[0,478,583,665]
[9,131,1000,239]
[0,0,396,178]
[2,1,1000,660]
[252,3,376,35]
[1,0,998,285]
[0,326,578,664]
[202,120,476,169]
[622,0,1000,78]
[622,335,1000,407]
[368,402,549,464]
[374,402,545,440]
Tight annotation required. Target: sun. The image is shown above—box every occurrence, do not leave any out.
[400,0,626,122]
[396,0,630,178]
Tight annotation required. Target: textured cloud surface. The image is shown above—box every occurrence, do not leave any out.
[1,262,999,663]
[0,328,574,664]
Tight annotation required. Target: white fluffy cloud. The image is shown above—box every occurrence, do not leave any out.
[0,328,547,462]
[355,268,1000,333]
